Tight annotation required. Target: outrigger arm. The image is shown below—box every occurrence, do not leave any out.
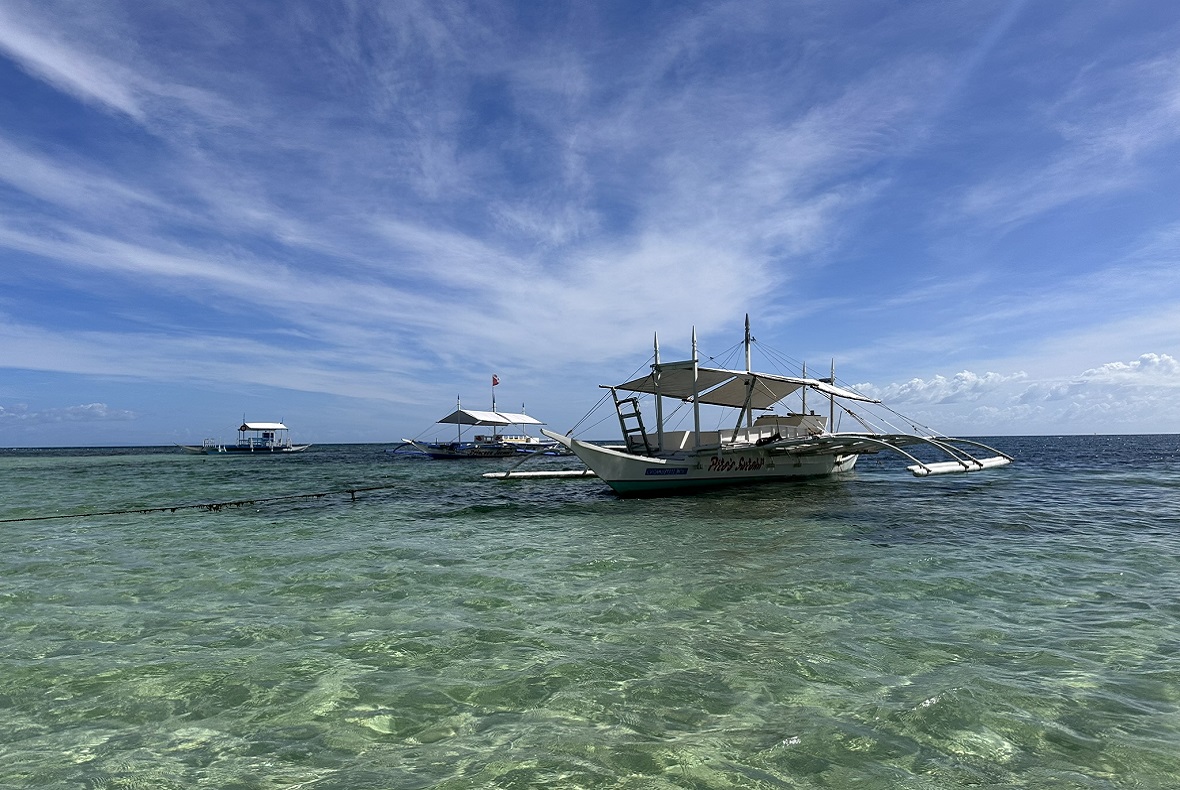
[769,433,1013,476]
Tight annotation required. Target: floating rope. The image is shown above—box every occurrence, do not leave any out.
[0,482,401,524]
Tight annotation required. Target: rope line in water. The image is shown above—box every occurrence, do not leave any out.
[0,482,400,524]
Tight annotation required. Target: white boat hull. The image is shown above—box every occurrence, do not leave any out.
[401,433,560,458]
[180,443,310,455]
[543,431,856,495]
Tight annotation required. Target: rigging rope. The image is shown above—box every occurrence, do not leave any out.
[564,354,654,436]
[556,330,948,443]
[0,482,402,524]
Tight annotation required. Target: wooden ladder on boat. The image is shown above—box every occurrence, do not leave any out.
[611,389,654,455]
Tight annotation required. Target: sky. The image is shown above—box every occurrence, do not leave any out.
[2,0,1180,447]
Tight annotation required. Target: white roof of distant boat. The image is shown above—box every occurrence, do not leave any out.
[615,366,879,409]
[240,422,287,431]
[436,409,544,426]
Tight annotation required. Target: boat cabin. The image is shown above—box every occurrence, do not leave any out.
[236,422,292,450]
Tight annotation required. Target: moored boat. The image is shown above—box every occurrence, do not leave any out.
[180,422,311,454]
[399,384,554,459]
[541,316,1012,496]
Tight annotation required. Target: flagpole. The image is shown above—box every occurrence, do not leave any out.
[491,374,499,439]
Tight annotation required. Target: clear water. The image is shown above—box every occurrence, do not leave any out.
[2,437,1178,788]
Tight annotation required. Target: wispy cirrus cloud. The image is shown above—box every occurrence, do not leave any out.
[957,52,1180,229]
[0,5,143,118]
[1,0,933,378]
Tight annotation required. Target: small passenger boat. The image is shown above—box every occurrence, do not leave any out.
[399,383,554,458]
[180,422,311,454]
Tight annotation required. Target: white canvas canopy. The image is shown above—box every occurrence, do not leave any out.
[436,409,544,427]
[615,367,878,409]
[240,422,287,431]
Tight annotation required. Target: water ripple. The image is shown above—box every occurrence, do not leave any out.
[2,438,1180,787]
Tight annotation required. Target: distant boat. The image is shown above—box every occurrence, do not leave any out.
[180,422,311,454]
[541,316,1012,496]
[399,394,554,459]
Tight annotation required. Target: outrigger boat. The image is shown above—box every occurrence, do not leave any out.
[540,316,1011,496]
[180,422,310,454]
[400,397,553,459]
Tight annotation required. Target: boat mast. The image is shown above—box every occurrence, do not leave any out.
[455,395,462,444]
[829,359,836,434]
[744,314,753,428]
[801,361,807,415]
[692,327,702,449]
[654,332,664,453]
[491,377,498,439]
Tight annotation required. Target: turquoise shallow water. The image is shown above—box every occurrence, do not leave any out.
[2,436,1179,788]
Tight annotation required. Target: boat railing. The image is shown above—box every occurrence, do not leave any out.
[727,424,816,446]
[637,425,826,453]
[640,430,723,453]
[500,434,550,444]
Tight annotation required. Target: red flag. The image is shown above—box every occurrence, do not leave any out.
[492,374,500,386]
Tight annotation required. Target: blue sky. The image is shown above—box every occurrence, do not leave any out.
[2,0,1179,447]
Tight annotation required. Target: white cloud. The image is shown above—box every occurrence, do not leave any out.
[0,402,135,424]
[1080,353,1180,383]
[851,353,1180,435]
[957,52,1180,229]
[860,370,1027,405]
[0,5,144,118]
[0,138,168,216]
[1015,381,1082,404]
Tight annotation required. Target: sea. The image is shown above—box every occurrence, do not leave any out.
[1,435,1178,789]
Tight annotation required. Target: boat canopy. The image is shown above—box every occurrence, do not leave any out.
[437,408,544,426]
[615,366,879,409]
[240,422,287,431]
